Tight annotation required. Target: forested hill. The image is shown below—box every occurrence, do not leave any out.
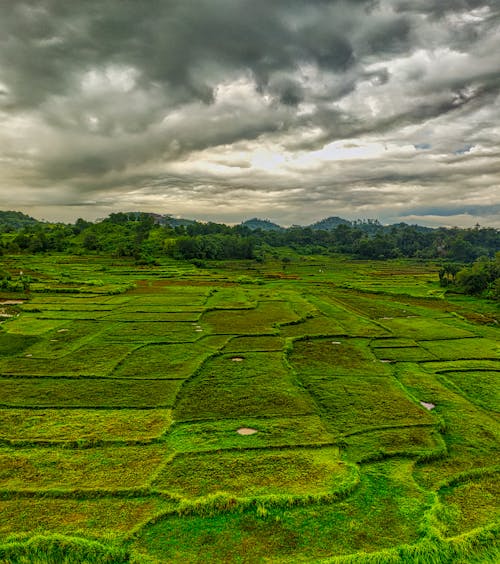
[0,211,39,232]
[0,210,498,264]
[241,218,283,231]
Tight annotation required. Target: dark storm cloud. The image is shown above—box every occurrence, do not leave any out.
[0,0,499,226]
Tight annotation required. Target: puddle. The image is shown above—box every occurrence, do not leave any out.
[331,341,341,345]
[237,427,258,435]
[420,401,435,410]
[231,357,244,362]
[0,300,24,305]
[380,359,392,363]
[57,329,69,333]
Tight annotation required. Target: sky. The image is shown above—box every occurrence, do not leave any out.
[0,0,499,227]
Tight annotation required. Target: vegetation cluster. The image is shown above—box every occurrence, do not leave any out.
[0,239,498,562]
[1,211,499,299]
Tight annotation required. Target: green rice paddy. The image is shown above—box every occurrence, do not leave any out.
[0,253,498,562]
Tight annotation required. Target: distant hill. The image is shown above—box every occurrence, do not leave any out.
[308,216,351,230]
[0,210,40,232]
[161,215,197,228]
[241,218,283,231]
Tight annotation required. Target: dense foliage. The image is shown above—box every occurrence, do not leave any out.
[439,254,500,298]
[1,211,499,296]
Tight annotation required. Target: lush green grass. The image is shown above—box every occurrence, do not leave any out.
[205,287,254,309]
[370,345,437,362]
[166,415,335,453]
[0,253,498,563]
[223,335,284,352]
[396,363,499,490]
[0,331,38,356]
[152,447,350,499]
[102,321,207,343]
[0,534,129,563]
[131,460,430,562]
[308,294,390,337]
[0,342,135,376]
[0,409,172,442]
[202,301,298,334]
[437,370,500,411]
[439,473,499,536]
[0,445,166,490]
[418,337,499,360]
[174,352,317,421]
[0,378,182,408]
[288,339,436,435]
[379,317,475,340]
[0,499,171,541]
[112,337,228,379]
[280,314,345,338]
[343,426,444,463]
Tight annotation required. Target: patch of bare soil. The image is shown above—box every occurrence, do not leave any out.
[237,427,257,435]
[420,401,435,410]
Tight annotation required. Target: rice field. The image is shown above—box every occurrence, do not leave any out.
[0,254,498,563]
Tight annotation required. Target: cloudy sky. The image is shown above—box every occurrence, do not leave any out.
[1,0,499,226]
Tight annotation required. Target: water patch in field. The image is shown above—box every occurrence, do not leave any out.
[231,357,244,362]
[237,427,257,435]
[0,300,24,305]
[331,341,341,345]
[420,401,435,410]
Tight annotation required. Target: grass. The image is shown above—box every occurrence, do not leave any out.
[418,337,499,360]
[166,415,335,453]
[0,409,172,442]
[0,534,129,563]
[308,294,390,337]
[130,460,430,563]
[289,338,393,378]
[370,346,437,362]
[223,335,284,352]
[396,363,500,490]
[202,301,298,334]
[0,331,38,356]
[174,352,317,421]
[0,253,498,563]
[437,370,500,411]
[102,321,205,343]
[0,377,182,408]
[378,317,475,340]
[0,499,172,541]
[152,447,350,499]
[439,472,499,537]
[0,445,166,490]
[0,342,135,376]
[112,337,228,379]
[279,315,345,338]
[343,426,444,463]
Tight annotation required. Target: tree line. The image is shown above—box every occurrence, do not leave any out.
[1,211,499,297]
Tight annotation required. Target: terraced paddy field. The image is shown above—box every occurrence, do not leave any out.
[0,254,498,563]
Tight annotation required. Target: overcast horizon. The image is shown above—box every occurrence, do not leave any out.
[1,1,499,228]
